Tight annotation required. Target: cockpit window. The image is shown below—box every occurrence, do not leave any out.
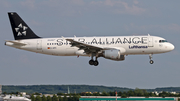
[159,40,168,43]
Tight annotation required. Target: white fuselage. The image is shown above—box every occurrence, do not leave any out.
[6,12,175,65]
[5,35,174,57]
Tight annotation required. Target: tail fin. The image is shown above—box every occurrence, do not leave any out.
[8,12,40,40]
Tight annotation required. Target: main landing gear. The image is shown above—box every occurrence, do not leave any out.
[149,54,154,64]
[89,59,99,66]
[89,53,99,66]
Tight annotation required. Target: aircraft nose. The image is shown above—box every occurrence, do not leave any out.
[169,43,175,51]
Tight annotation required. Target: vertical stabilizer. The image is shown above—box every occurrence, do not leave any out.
[8,12,40,40]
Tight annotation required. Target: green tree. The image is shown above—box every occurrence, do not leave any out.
[52,94,58,101]
[58,96,63,101]
[118,91,122,96]
[34,92,41,95]
[148,92,156,97]
[15,92,19,95]
[127,90,134,96]
[47,96,52,101]
[3,92,7,94]
[71,95,80,101]
[57,93,63,95]
[85,93,92,96]
[31,95,35,101]
[68,95,72,101]
[144,92,149,98]
[93,92,100,96]
[178,93,180,97]
[109,91,115,96]
[122,92,127,96]
[159,91,169,97]
[35,95,42,101]
[42,95,47,101]
[63,95,68,101]
[101,91,110,96]
[134,88,143,96]
[80,92,86,96]
[121,94,127,98]
[11,92,15,94]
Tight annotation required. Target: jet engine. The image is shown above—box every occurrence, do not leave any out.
[103,49,125,61]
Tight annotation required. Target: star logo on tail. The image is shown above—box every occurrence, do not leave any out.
[15,23,28,36]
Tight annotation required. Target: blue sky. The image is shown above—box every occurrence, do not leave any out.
[0,0,180,89]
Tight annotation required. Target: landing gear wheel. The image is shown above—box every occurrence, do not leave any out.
[150,60,154,64]
[89,53,99,66]
[89,60,94,65]
[94,60,99,66]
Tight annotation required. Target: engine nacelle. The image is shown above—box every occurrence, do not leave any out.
[103,49,125,61]
[76,50,87,56]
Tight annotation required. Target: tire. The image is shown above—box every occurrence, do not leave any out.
[89,60,94,65]
[150,60,154,64]
[94,61,99,66]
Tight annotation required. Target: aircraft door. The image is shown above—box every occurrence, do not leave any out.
[148,37,153,47]
[37,40,42,50]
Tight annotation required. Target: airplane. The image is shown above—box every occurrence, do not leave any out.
[5,12,175,66]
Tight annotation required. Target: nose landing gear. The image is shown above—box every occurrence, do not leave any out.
[150,60,154,64]
[149,54,154,64]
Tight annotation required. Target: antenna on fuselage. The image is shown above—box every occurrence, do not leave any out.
[148,34,150,36]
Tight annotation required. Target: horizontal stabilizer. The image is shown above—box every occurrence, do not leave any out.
[5,40,26,46]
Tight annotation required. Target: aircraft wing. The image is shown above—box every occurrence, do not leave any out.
[66,39,103,54]
[5,40,26,46]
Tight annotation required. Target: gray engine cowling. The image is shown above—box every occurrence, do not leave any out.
[103,49,125,61]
